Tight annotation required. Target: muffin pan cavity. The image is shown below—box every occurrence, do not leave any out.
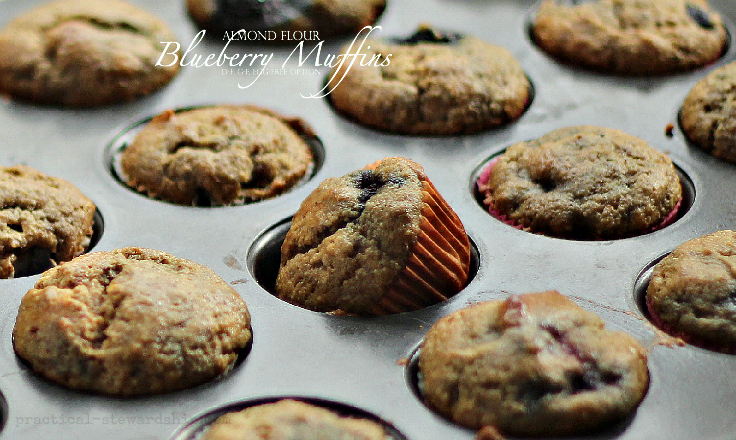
[471,153,696,240]
[106,107,325,207]
[170,397,409,440]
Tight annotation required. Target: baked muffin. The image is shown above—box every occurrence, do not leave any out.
[327,26,531,135]
[0,0,180,107]
[532,0,727,75]
[477,126,682,240]
[13,247,252,396]
[681,61,736,163]
[646,230,736,353]
[120,106,314,206]
[276,157,470,315]
[0,165,96,278]
[201,400,390,440]
[419,290,649,437]
[187,0,386,40]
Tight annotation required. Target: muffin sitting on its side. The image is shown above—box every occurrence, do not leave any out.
[327,26,531,135]
[0,0,180,107]
[0,165,96,278]
[646,230,736,353]
[276,157,470,315]
[13,247,252,396]
[419,291,650,437]
[478,126,682,240]
[532,0,727,75]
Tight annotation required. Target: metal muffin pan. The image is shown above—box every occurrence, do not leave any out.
[1,0,736,439]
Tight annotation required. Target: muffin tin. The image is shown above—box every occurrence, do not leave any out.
[1,0,736,439]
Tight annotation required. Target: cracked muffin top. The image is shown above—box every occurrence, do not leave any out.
[0,0,180,107]
[532,0,727,75]
[201,400,391,440]
[479,126,682,240]
[327,26,531,135]
[419,290,649,437]
[187,0,386,41]
[13,247,252,396]
[120,105,314,206]
[0,165,96,279]
[646,230,736,353]
[681,61,736,164]
[276,157,470,315]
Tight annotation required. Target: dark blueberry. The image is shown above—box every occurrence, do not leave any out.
[396,28,462,45]
[686,3,715,30]
[354,170,405,205]
[212,0,312,31]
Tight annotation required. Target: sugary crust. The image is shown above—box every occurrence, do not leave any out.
[479,126,682,240]
[120,106,314,206]
[681,61,736,163]
[646,230,736,353]
[0,0,180,107]
[328,28,530,135]
[13,247,252,396]
[0,165,95,278]
[419,291,649,436]
[201,400,389,440]
[186,0,386,39]
[276,157,468,315]
[532,0,727,75]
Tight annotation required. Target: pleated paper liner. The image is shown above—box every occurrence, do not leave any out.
[363,159,471,315]
[476,157,683,239]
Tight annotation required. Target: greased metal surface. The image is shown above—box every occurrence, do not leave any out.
[1,1,736,439]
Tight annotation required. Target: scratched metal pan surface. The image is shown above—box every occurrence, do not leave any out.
[1,0,736,439]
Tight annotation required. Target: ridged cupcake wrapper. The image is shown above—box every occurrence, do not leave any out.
[370,178,471,315]
[477,157,683,238]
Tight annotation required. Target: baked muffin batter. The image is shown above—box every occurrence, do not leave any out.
[681,61,736,163]
[647,230,736,353]
[328,26,531,135]
[0,165,95,278]
[0,0,180,107]
[532,0,727,75]
[419,291,649,436]
[187,0,386,40]
[202,400,390,440]
[121,106,314,206]
[479,126,682,240]
[13,247,252,396]
[276,157,469,315]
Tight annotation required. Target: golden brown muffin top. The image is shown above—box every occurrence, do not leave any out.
[13,247,252,396]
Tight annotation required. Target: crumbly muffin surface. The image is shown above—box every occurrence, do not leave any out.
[480,126,682,239]
[681,61,736,163]
[0,0,180,107]
[532,0,727,75]
[419,291,649,436]
[0,165,95,278]
[328,27,530,135]
[13,247,252,396]
[276,157,425,314]
[202,400,390,440]
[187,0,386,39]
[121,106,313,206]
[647,230,736,352]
